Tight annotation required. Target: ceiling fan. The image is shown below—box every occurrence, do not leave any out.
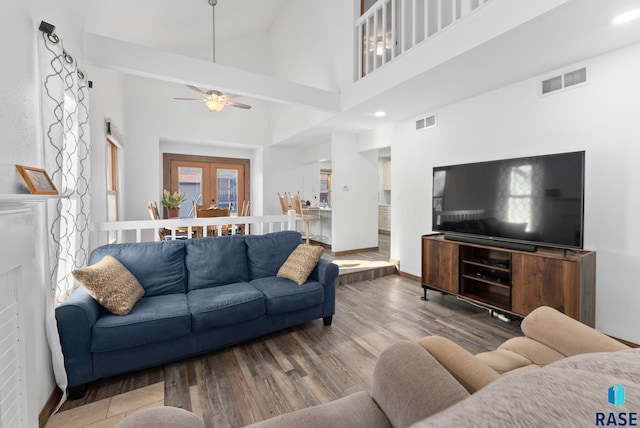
[173,0,251,112]
[174,85,251,111]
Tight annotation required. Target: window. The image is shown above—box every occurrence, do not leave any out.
[106,139,119,243]
[320,169,332,207]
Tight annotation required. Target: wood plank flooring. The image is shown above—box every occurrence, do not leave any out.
[58,275,522,428]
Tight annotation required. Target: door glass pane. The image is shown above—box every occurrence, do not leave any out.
[217,169,238,214]
[178,167,202,218]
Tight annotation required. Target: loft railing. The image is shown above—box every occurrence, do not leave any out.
[92,211,297,244]
[356,0,492,80]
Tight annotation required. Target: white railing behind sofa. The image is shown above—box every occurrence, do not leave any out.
[92,210,297,244]
[356,0,492,80]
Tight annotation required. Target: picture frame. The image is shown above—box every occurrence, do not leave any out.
[15,165,58,195]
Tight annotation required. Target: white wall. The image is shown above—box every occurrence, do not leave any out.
[88,67,127,229]
[0,2,41,194]
[268,0,354,144]
[331,132,379,252]
[0,0,87,422]
[262,145,307,215]
[391,42,640,343]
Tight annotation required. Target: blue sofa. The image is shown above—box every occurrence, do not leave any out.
[56,231,338,398]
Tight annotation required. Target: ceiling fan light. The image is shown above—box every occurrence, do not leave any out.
[205,99,224,111]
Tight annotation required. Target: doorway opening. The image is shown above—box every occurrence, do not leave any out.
[163,153,250,218]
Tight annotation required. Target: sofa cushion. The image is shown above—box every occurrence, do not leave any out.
[244,231,302,279]
[188,283,265,331]
[184,235,249,291]
[90,241,186,297]
[277,244,324,285]
[72,255,144,316]
[91,294,190,353]
[250,277,324,315]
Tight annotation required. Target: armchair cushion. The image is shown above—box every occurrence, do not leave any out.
[243,392,390,428]
[418,335,500,393]
[372,341,469,427]
[419,306,631,395]
[521,305,629,356]
[412,348,640,427]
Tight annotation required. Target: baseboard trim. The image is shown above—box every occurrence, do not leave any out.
[39,386,63,428]
[398,270,421,282]
[609,335,640,348]
[332,247,378,256]
[309,239,331,250]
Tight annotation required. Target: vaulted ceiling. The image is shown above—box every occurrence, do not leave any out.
[84,0,288,62]
[82,0,640,145]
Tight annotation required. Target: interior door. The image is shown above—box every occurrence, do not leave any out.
[164,154,249,218]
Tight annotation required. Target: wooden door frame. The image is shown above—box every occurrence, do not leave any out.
[162,153,251,213]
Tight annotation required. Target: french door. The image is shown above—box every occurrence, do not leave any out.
[163,154,250,218]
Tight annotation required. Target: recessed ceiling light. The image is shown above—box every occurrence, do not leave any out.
[612,9,640,25]
[374,111,386,117]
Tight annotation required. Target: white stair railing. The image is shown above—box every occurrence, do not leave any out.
[92,211,297,244]
[356,0,492,80]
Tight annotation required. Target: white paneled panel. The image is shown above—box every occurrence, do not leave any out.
[0,269,22,428]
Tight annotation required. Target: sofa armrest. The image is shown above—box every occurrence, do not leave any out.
[418,336,501,393]
[310,258,339,286]
[55,287,103,387]
[310,259,338,317]
[521,306,630,357]
[372,341,470,427]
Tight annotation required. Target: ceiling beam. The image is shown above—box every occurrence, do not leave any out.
[83,33,341,113]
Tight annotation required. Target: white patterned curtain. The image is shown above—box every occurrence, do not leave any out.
[38,26,91,407]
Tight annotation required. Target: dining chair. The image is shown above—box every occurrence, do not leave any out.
[194,202,231,236]
[288,193,320,245]
[236,200,251,235]
[148,201,172,241]
[278,192,290,215]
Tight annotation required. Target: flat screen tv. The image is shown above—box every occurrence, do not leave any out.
[432,151,585,251]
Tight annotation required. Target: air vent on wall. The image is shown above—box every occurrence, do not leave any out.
[541,67,587,95]
[416,114,437,130]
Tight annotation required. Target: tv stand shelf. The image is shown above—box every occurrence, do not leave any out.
[421,234,595,326]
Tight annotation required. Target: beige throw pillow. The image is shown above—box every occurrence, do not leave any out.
[277,244,324,285]
[72,255,145,316]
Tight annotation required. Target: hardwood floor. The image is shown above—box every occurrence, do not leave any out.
[57,274,522,428]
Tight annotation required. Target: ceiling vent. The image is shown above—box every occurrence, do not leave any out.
[416,114,437,130]
[541,67,587,95]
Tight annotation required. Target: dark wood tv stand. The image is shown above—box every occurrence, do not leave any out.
[421,234,596,326]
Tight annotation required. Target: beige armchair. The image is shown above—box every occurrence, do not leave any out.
[418,305,629,393]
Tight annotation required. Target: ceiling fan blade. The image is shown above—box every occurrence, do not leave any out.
[220,93,240,100]
[173,97,204,101]
[225,101,252,110]
[187,85,208,96]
